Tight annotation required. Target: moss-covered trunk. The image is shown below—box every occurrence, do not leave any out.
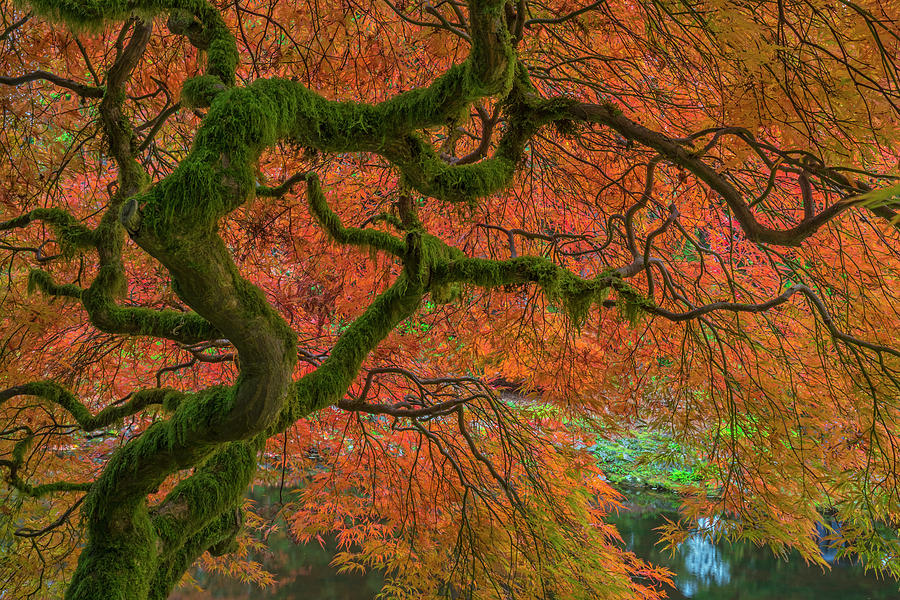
[7,1,539,597]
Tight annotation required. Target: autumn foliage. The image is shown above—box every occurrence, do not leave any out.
[1,0,899,598]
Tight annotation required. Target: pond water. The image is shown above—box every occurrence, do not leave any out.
[607,498,899,600]
[171,488,900,600]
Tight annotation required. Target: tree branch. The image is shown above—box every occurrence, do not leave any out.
[305,173,407,257]
[0,383,183,432]
[0,70,103,97]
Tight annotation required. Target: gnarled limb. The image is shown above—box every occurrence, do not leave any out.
[276,230,428,428]
[305,173,407,257]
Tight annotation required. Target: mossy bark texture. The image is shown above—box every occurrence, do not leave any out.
[0,1,649,598]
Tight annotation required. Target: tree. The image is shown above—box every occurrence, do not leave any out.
[0,0,899,597]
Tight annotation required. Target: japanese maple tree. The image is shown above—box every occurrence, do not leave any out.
[1,0,899,598]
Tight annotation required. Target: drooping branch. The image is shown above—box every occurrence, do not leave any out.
[24,265,221,343]
[1,468,92,498]
[1,425,93,498]
[646,284,900,359]
[0,206,221,343]
[560,101,896,246]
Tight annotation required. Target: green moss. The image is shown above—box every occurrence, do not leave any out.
[28,0,239,112]
[64,500,159,600]
[429,253,653,328]
[305,173,407,256]
[231,275,298,354]
[180,74,226,108]
[152,442,256,553]
[79,278,218,342]
[10,431,31,466]
[609,278,655,326]
[396,134,518,202]
[8,476,92,498]
[206,32,238,85]
[149,505,245,600]
[79,385,232,524]
[375,64,472,132]
[0,207,95,257]
[27,269,84,298]
[0,381,182,434]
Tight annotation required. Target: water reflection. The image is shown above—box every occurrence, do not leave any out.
[676,518,731,597]
[171,529,382,600]
[609,501,900,600]
[815,520,842,564]
[173,488,900,600]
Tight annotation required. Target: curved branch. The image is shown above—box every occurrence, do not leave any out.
[561,101,887,246]
[276,233,427,428]
[0,208,96,256]
[0,70,103,97]
[255,170,307,197]
[305,173,407,257]
[0,383,183,432]
[648,284,900,359]
[524,0,605,27]
[15,496,86,538]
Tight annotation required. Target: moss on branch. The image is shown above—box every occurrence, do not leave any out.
[431,254,653,326]
[305,173,407,256]
[387,133,519,203]
[18,234,219,342]
[5,469,92,498]
[64,501,158,600]
[27,269,84,299]
[136,66,528,235]
[64,386,262,600]
[0,382,182,501]
[0,207,96,257]
[151,442,255,554]
[0,382,183,433]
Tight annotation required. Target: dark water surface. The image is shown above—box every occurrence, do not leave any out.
[608,504,899,599]
[172,488,900,600]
